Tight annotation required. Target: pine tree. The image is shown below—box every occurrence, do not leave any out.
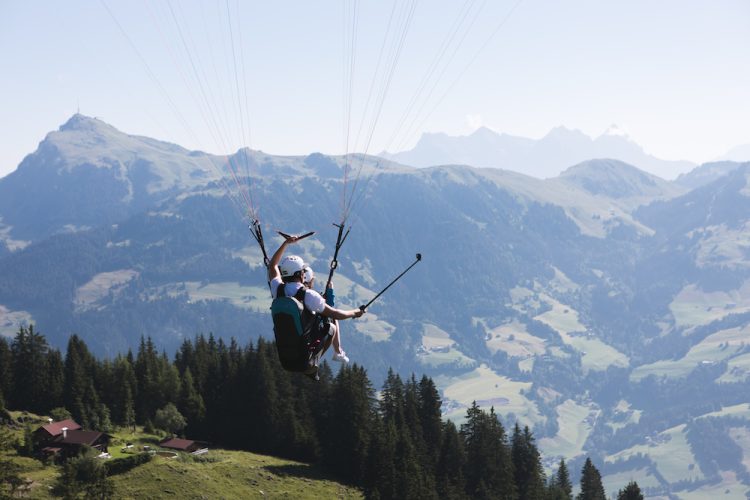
[436,420,467,499]
[11,325,50,414]
[394,422,431,499]
[135,337,163,422]
[0,337,12,408]
[380,369,405,425]
[178,368,205,433]
[110,356,137,427]
[406,375,437,498]
[158,355,181,406]
[45,348,65,410]
[325,364,376,484]
[289,377,321,461]
[199,334,238,446]
[21,424,34,457]
[0,391,9,424]
[122,385,136,432]
[83,380,102,430]
[577,458,606,500]
[64,334,95,425]
[97,404,113,433]
[247,339,281,453]
[461,401,484,494]
[487,407,516,500]
[188,335,210,394]
[363,418,397,499]
[403,376,426,449]
[461,403,516,499]
[268,349,308,459]
[418,375,443,467]
[214,338,239,445]
[549,458,573,499]
[616,481,643,500]
[174,338,194,376]
[226,341,257,450]
[511,424,545,500]
[306,360,334,459]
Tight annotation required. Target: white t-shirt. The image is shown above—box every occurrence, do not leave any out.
[269,277,327,314]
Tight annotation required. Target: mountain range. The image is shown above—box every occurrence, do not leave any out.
[2,115,750,498]
[382,125,697,180]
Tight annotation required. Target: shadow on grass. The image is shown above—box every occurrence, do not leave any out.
[137,436,162,446]
[264,463,343,483]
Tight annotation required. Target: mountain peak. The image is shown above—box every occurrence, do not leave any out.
[600,124,631,139]
[558,158,679,200]
[542,126,589,141]
[59,114,118,134]
[469,126,498,138]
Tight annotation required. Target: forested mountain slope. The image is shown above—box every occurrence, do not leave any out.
[2,116,750,497]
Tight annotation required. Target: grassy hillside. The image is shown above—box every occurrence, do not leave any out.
[1,412,361,499]
[109,450,361,499]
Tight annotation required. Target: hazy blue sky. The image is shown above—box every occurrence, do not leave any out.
[1,0,749,177]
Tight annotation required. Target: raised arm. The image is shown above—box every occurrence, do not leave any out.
[268,234,301,282]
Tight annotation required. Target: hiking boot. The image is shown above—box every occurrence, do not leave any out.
[333,351,349,363]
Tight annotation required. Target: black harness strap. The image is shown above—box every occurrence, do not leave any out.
[250,220,270,269]
[276,283,314,336]
[325,222,351,290]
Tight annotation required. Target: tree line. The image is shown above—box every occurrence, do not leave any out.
[0,326,644,499]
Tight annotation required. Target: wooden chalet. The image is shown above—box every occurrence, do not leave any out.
[34,419,82,444]
[159,437,209,454]
[35,419,111,459]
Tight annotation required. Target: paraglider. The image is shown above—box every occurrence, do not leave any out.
[101,1,517,375]
[247,218,423,380]
[266,233,365,380]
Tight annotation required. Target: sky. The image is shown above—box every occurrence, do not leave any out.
[1,0,749,178]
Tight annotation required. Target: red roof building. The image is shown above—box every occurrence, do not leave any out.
[34,419,82,442]
[159,437,208,453]
[35,419,111,459]
[58,430,109,447]
[41,430,111,459]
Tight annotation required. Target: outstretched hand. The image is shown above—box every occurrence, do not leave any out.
[278,230,315,244]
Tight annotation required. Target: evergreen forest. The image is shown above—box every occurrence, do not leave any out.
[0,325,646,499]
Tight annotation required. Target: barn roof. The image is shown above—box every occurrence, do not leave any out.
[57,430,107,446]
[38,419,82,436]
[159,437,196,450]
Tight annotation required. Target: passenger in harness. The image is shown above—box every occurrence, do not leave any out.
[268,234,365,378]
[303,265,349,363]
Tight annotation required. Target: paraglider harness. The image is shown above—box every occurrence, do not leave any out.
[270,283,331,380]
[256,222,421,381]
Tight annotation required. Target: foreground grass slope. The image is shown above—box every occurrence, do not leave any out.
[109,450,362,500]
[1,412,361,499]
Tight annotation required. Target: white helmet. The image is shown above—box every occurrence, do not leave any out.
[303,265,315,284]
[279,255,305,278]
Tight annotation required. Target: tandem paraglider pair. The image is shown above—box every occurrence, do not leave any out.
[268,231,361,381]
[261,228,421,381]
